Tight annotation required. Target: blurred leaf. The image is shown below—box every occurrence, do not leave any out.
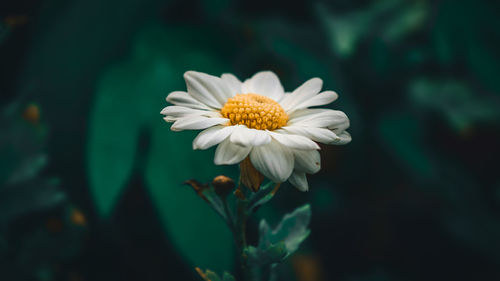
[0,102,64,224]
[7,154,47,184]
[197,268,236,281]
[409,78,500,131]
[87,55,162,217]
[382,1,427,42]
[467,37,500,94]
[317,4,372,58]
[222,271,236,281]
[205,270,223,281]
[0,179,65,224]
[318,0,428,58]
[89,24,235,271]
[259,204,311,256]
[433,0,500,93]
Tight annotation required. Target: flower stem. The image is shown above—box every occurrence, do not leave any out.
[234,198,251,281]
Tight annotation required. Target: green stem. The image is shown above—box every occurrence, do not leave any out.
[234,199,251,281]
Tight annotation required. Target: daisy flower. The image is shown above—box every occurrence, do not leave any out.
[161,71,351,191]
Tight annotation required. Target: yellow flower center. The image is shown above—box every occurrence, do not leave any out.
[220,93,288,130]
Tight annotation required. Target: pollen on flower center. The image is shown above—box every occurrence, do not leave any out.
[220,93,288,130]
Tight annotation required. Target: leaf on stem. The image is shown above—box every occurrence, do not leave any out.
[259,204,312,256]
[245,241,287,266]
[247,181,277,213]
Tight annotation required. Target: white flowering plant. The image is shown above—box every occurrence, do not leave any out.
[161,70,350,281]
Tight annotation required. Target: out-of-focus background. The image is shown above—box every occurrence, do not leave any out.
[1,0,500,280]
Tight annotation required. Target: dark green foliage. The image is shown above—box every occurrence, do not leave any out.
[1,0,500,280]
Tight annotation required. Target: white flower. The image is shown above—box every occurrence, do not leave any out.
[161,71,351,191]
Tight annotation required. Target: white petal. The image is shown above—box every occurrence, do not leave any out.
[241,71,284,101]
[230,125,254,147]
[184,71,233,109]
[288,109,349,130]
[230,126,271,147]
[192,125,236,150]
[269,131,320,150]
[281,126,338,144]
[288,172,309,192]
[171,116,228,131]
[214,138,252,165]
[251,129,272,146]
[221,73,242,95]
[294,150,321,174]
[160,105,214,119]
[166,91,210,110]
[288,91,338,112]
[280,78,323,111]
[330,131,352,145]
[250,140,294,182]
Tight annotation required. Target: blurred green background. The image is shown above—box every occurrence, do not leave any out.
[1,0,500,280]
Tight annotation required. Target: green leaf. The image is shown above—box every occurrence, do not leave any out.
[258,204,311,256]
[87,55,167,217]
[246,241,287,266]
[247,181,276,213]
[0,179,65,224]
[318,0,428,57]
[89,25,235,271]
[317,4,371,58]
[381,1,427,42]
[408,78,500,131]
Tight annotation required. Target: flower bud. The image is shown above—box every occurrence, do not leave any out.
[212,175,235,198]
[22,104,40,124]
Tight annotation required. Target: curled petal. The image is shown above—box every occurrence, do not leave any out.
[330,131,352,145]
[289,172,309,192]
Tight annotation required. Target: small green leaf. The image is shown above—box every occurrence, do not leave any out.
[259,204,311,256]
[246,241,287,266]
[247,181,276,213]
